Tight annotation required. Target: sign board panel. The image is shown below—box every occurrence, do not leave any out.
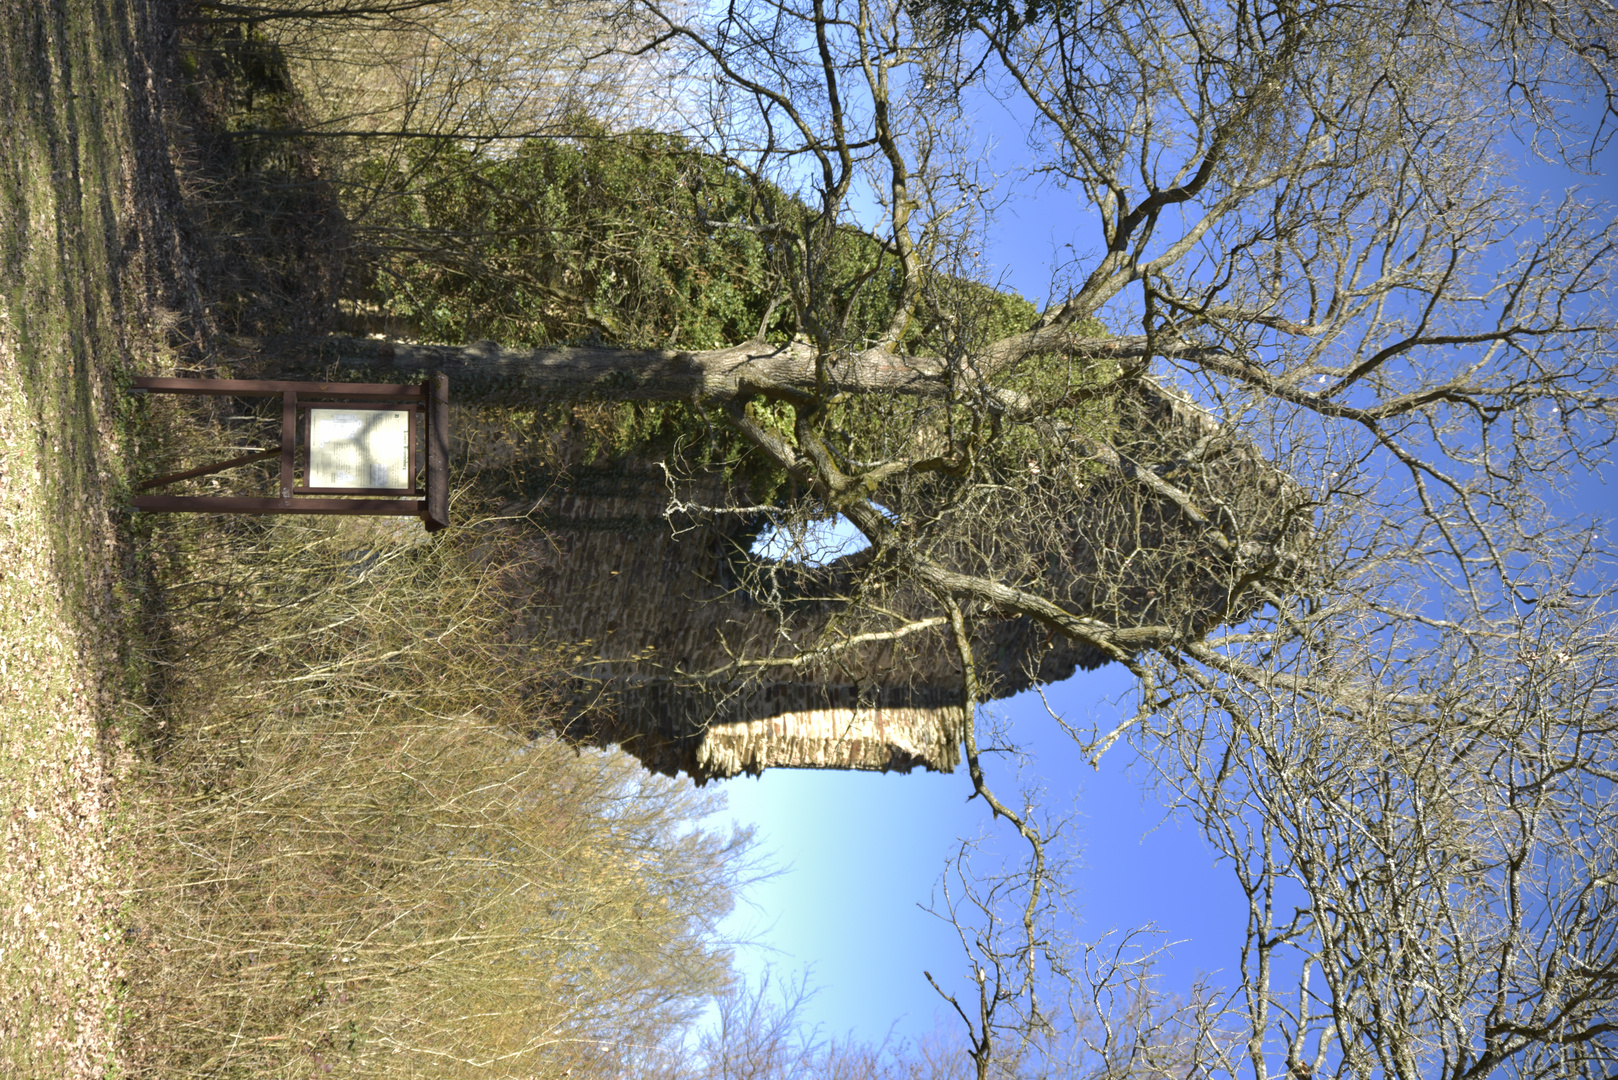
[309,408,411,490]
[129,375,448,531]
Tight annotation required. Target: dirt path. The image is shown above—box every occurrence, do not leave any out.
[0,0,179,1072]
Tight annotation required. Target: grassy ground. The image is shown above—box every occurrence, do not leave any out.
[0,0,170,1073]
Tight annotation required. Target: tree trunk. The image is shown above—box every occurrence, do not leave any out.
[228,331,1183,406]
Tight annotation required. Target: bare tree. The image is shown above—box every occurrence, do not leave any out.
[119,508,756,1078]
[170,0,701,344]
[209,0,1618,1073]
[191,0,685,142]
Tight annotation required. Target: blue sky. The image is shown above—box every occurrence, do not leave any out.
[709,669,1249,1047]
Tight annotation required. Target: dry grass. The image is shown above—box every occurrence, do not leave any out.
[116,496,750,1078]
[0,324,124,1078]
[0,0,234,1072]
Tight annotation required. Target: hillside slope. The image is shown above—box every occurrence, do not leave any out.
[0,0,195,1072]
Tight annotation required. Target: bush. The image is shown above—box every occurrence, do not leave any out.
[121,501,751,1078]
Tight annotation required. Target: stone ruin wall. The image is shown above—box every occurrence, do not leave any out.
[478,378,1297,783]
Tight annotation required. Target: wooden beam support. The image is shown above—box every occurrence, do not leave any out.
[137,446,282,491]
[426,372,450,532]
[280,390,296,499]
[132,496,426,516]
[134,376,425,401]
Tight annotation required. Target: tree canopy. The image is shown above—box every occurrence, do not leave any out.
[190,0,1618,1074]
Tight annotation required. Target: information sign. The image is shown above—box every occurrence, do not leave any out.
[129,374,449,531]
[309,409,412,490]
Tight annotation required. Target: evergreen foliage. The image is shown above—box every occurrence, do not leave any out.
[345,129,1060,505]
[350,129,1039,355]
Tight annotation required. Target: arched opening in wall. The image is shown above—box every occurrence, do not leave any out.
[730,505,898,614]
[749,512,871,565]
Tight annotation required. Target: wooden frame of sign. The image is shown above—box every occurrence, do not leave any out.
[130,374,450,532]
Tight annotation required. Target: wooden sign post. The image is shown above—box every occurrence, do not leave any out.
[131,374,449,532]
